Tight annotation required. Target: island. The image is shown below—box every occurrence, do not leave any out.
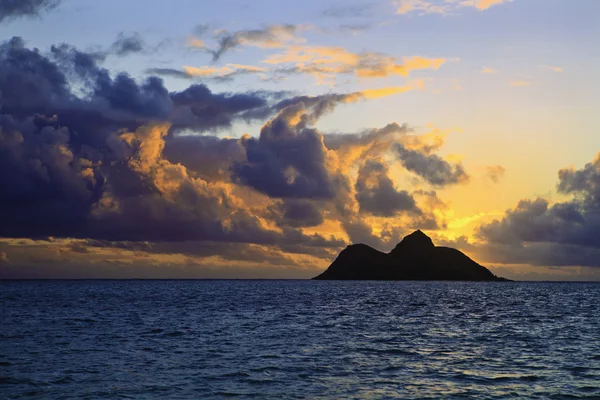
[313,230,509,281]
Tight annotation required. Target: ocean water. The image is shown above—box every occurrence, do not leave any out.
[1,281,599,399]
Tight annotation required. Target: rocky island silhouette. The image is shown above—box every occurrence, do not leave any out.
[314,230,509,281]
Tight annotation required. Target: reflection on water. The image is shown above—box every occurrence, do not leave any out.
[1,280,599,399]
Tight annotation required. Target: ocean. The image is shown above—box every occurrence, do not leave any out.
[1,281,599,399]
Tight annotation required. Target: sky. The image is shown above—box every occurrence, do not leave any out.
[1,0,600,280]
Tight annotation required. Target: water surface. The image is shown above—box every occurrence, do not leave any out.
[1,281,599,399]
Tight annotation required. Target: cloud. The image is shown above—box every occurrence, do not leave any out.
[394,144,470,186]
[231,83,424,200]
[396,0,449,14]
[145,68,193,80]
[0,116,344,250]
[271,199,325,227]
[355,158,419,217]
[150,64,269,82]
[540,65,563,73]
[0,37,456,277]
[340,23,374,35]
[481,67,498,74]
[168,84,279,132]
[0,238,334,279]
[476,152,600,267]
[110,32,145,56]
[0,37,346,248]
[264,45,445,83]
[510,79,534,87]
[185,64,268,77]
[0,0,60,22]
[232,103,341,199]
[345,79,426,100]
[162,135,245,181]
[395,0,513,15]
[324,122,410,165]
[191,25,306,62]
[459,0,513,11]
[161,43,443,85]
[323,4,376,18]
[485,165,505,183]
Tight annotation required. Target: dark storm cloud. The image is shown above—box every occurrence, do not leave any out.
[40,40,277,133]
[478,198,587,246]
[476,154,600,267]
[0,37,70,114]
[271,199,324,228]
[0,0,59,22]
[110,32,145,56]
[355,159,418,217]
[395,144,469,186]
[0,37,350,253]
[163,135,245,180]
[232,102,342,199]
[0,113,104,239]
[169,84,272,131]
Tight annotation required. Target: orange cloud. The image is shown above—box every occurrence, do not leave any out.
[396,0,448,14]
[186,37,205,48]
[263,45,445,84]
[346,79,426,101]
[396,0,514,14]
[356,56,445,78]
[481,67,498,74]
[462,0,513,10]
[183,64,268,78]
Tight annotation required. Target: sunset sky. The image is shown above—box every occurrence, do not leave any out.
[1,0,600,280]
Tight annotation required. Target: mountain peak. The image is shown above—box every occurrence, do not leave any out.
[390,230,435,256]
[404,229,432,242]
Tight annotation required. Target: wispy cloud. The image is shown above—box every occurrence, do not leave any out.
[156,39,447,85]
[396,0,449,14]
[184,64,268,77]
[540,64,563,73]
[395,0,514,15]
[323,4,377,18]
[188,25,308,62]
[345,79,426,101]
[110,32,145,56]
[148,64,269,82]
[458,0,513,10]
[263,45,446,84]
[485,165,506,183]
[481,66,498,74]
[510,79,534,87]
